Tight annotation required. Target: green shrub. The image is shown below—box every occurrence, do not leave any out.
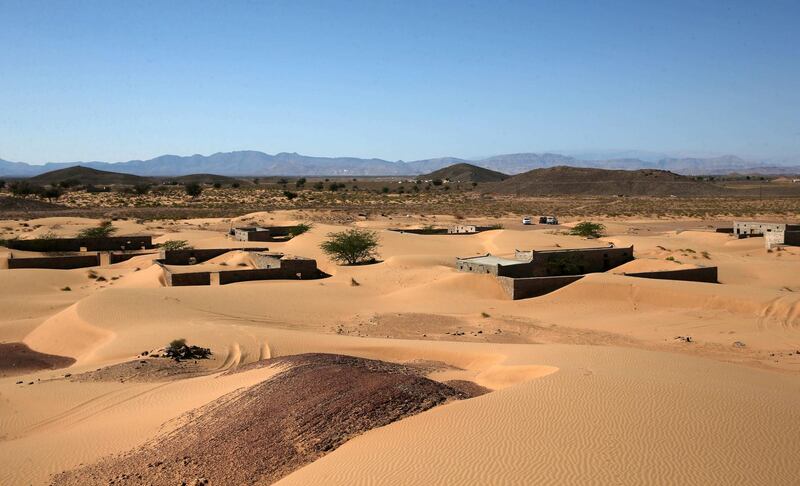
[133,183,151,195]
[570,221,605,238]
[320,228,380,265]
[77,221,117,238]
[184,182,203,197]
[289,223,312,237]
[160,240,193,251]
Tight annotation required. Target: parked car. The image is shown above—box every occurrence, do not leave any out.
[539,216,558,225]
[522,216,532,225]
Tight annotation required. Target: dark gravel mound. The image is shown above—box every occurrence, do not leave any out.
[0,342,75,377]
[54,353,478,485]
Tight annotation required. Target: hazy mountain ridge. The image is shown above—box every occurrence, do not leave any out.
[1,151,798,178]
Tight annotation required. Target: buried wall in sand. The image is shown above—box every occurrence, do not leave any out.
[158,250,323,287]
[5,235,153,252]
[624,266,718,283]
[5,250,152,270]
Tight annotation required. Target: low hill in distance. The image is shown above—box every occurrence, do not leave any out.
[28,166,151,186]
[169,173,249,185]
[491,166,728,197]
[422,163,509,183]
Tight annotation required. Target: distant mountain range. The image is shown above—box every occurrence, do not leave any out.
[1,150,799,178]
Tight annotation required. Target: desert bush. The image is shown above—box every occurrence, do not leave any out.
[184,182,203,197]
[289,223,312,237]
[320,228,380,265]
[58,178,81,189]
[570,221,605,238]
[133,183,151,195]
[9,181,39,197]
[283,190,298,200]
[295,177,307,188]
[160,240,193,251]
[77,221,116,238]
[40,186,64,202]
[164,338,212,361]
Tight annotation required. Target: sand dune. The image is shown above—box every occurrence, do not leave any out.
[1,213,800,485]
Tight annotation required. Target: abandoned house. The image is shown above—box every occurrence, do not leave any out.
[2,235,155,270]
[732,221,800,238]
[456,246,634,299]
[447,225,496,234]
[457,246,634,278]
[231,226,300,242]
[158,249,323,286]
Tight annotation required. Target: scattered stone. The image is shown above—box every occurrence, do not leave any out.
[733,341,746,348]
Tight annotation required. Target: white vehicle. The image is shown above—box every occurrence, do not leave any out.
[522,216,532,225]
[539,216,558,225]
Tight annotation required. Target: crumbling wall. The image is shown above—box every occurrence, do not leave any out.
[233,226,298,242]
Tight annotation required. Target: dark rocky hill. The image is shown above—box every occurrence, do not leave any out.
[491,166,727,196]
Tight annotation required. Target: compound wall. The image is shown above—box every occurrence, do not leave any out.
[497,275,584,299]
[7,236,152,252]
[624,266,718,283]
[7,254,101,269]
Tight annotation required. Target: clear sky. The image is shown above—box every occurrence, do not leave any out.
[1,0,798,163]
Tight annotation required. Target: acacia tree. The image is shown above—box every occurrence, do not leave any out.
[77,221,117,238]
[570,221,605,238]
[319,228,380,265]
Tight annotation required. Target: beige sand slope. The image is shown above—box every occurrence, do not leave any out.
[1,213,800,485]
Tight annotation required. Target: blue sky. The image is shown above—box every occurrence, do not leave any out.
[1,0,798,163]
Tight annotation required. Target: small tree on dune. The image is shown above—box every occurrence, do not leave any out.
[160,240,193,251]
[570,221,605,238]
[77,221,117,238]
[320,228,380,265]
